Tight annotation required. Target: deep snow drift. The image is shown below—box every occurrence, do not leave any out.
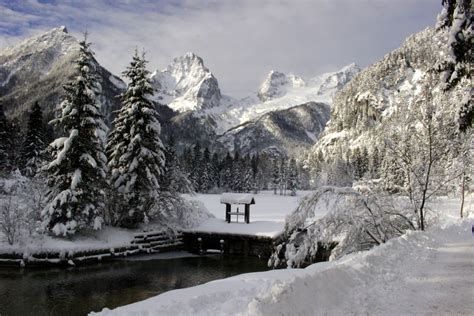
[93,198,473,316]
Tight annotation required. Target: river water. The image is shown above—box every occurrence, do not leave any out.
[0,253,268,316]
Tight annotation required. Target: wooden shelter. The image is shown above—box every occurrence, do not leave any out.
[220,193,256,224]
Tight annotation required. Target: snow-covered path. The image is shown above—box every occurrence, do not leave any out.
[94,221,474,316]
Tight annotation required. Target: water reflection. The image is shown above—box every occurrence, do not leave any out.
[0,254,268,316]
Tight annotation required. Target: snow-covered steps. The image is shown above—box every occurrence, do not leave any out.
[131,230,184,253]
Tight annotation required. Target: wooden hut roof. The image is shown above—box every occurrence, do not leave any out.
[220,193,256,205]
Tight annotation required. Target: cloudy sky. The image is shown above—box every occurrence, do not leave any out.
[0,0,440,98]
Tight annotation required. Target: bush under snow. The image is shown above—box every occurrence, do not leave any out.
[0,171,46,245]
[269,186,416,268]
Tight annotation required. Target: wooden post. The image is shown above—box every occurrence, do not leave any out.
[245,204,250,224]
[226,204,231,223]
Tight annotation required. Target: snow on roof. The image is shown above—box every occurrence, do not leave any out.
[220,193,255,205]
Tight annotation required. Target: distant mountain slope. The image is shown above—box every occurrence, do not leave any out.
[147,52,358,154]
[218,102,330,155]
[310,27,470,162]
[0,26,125,124]
[204,63,360,134]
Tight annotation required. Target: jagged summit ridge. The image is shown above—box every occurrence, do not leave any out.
[150,52,221,112]
[0,26,125,123]
[256,64,360,103]
[258,71,305,102]
[1,26,73,60]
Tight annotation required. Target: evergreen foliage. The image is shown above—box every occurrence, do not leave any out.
[287,158,298,196]
[106,50,165,227]
[0,103,14,173]
[19,101,47,177]
[437,0,472,130]
[42,36,108,236]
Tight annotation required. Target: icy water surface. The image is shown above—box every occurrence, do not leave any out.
[0,253,268,316]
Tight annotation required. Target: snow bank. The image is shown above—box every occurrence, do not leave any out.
[92,220,474,316]
[0,226,135,255]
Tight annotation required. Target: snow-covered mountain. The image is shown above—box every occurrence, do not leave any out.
[207,63,360,134]
[257,71,305,102]
[0,26,125,124]
[148,52,359,154]
[218,102,330,155]
[309,27,471,163]
[150,52,221,112]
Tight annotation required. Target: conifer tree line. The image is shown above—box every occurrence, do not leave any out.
[0,101,49,177]
[176,142,306,196]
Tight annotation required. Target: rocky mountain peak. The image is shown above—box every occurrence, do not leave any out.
[257,71,305,102]
[0,26,77,63]
[0,26,124,124]
[314,63,361,96]
[150,52,221,112]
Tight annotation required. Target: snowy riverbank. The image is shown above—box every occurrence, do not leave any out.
[93,197,474,316]
[0,190,311,258]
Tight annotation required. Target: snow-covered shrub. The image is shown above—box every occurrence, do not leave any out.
[0,197,24,245]
[151,192,213,229]
[0,171,46,244]
[269,186,416,268]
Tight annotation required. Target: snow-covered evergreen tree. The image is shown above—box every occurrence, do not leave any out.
[436,0,473,130]
[42,37,108,236]
[0,103,13,174]
[231,153,244,192]
[272,158,280,195]
[211,152,220,189]
[200,147,213,192]
[279,158,288,195]
[287,158,298,196]
[19,101,47,177]
[106,50,165,227]
[242,161,254,193]
[190,142,202,190]
[156,138,193,198]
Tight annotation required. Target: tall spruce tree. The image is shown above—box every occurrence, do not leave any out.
[19,101,47,177]
[42,36,108,236]
[107,50,165,227]
[287,158,298,196]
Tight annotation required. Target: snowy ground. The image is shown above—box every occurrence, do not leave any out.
[0,226,135,254]
[93,197,474,316]
[182,191,316,237]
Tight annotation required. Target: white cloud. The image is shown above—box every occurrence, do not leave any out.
[0,0,440,98]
